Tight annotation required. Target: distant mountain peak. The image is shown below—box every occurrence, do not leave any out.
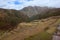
[21,6,50,17]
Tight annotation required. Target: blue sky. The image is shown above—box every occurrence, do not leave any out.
[0,0,60,10]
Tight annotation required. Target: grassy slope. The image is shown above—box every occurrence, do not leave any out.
[24,16,60,40]
[0,16,60,40]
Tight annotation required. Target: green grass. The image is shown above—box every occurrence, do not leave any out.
[24,32,52,40]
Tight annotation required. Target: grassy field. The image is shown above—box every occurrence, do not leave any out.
[0,16,60,40]
[24,17,60,40]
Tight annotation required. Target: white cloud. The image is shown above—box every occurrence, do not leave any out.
[0,0,60,10]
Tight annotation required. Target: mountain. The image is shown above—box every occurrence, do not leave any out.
[21,6,60,21]
[21,6,50,17]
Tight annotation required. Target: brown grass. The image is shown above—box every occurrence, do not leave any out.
[0,16,60,40]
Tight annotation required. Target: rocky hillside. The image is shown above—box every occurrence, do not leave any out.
[21,6,50,17]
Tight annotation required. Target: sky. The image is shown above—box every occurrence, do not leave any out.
[0,0,60,10]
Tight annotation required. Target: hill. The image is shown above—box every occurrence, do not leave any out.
[0,8,28,30]
[0,16,60,40]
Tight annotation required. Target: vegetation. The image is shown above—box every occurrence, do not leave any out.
[0,9,28,30]
[0,15,60,40]
[24,32,52,40]
[24,17,60,40]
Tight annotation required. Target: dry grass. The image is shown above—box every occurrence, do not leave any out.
[0,16,60,40]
